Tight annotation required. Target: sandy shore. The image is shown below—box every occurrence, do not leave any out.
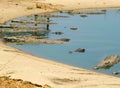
[0,0,120,88]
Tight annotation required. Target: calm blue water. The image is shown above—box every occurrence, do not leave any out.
[8,9,120,76]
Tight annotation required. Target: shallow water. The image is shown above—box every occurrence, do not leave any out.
[4,9,120,77]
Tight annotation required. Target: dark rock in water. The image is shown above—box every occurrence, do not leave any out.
[57,38,70,42]
[70,27,78,30]
[80,15,88,18]
[112,71,120,75]
[93,55,120,70]
[101,9,107,12]
[74,48,85,53]
[52,32,63,35]
[68,51,73,54]
[59,10,63,13]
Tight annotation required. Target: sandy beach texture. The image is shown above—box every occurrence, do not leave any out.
[0,0,120,88]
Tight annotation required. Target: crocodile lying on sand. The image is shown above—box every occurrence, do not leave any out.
[93,55,120,72]
[112,71,120,75]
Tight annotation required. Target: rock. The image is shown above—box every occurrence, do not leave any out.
[52,32,63,35]
[70,27,78,30]
[67,10,106,15]
[36,3,60,10]
[57,38,70,42]
[4,36,66,44]
[101,9,107,12]
[74,48,85,53]
[80,15,88,18]
[68,51,73,54]
[59,10,63,13]
[36,3,51,9]
[93,55,120,70]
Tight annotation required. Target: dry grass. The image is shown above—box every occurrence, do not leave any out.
[36,3,61,10]
[0,76,43,88]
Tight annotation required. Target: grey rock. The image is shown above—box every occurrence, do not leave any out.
[74,48,85,53]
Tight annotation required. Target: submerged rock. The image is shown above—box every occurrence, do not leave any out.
[68,51,73,54]
[74,48,85,53]
[70,27,78,30]
[52,31,63,35]
[101,9,107,12]
[80,14,88,18]
[57,38,70,42]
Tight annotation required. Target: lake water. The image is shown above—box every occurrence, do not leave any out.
[4,9,120,77]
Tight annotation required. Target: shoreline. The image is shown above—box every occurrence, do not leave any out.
[1,0,120,88]
[1,40,120,88]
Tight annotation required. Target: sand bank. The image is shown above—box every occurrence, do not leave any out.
[0,0,120,88]
[1,41,120,88]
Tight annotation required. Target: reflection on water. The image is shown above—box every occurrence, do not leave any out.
[1,9,120,77]
[0,15,50,37]
[0,14,63,44]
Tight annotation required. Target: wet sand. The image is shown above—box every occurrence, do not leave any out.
[0,0,120,88]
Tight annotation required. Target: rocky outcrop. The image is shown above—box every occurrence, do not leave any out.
[3,36,66,44]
